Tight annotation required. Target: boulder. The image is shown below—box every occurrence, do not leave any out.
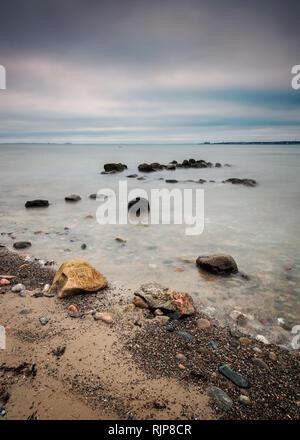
[13,241,31,250]
[138,163,155,172]
[165,179,178,183]
[103,163,127,172]
[49,259,107,298]
[25,200,49,208]
[196,254,238,275]
[65,194,81,202]
[89,193,97,199]
[215,163,222,167]
[133,282,194,318]
[166,164,176,170]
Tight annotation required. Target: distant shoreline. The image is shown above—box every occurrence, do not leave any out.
[0,141,300,146]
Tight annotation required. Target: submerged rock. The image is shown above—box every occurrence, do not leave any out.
[49,259,107,298]
[65,194,81,202]
[138,163,156,172]
[219,364,250,388]
[224,178,257,187]
[25,200,49,208]
[133,282,194,317]
[165,179,178,183]
[196,254,238,275]
[13,241,31,250]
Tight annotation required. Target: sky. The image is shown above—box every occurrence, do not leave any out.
[0,0,299,143]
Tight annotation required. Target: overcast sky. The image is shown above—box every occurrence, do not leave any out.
[0,0,299,143]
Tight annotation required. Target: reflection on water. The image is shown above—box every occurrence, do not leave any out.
[0,143,299,343]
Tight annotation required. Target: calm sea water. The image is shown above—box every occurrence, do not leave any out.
[1,143,299,342]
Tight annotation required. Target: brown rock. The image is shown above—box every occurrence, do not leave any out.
[0,278,10,286]
[197,318,211,329]
[133,295,149,309]
[269,352,277,361]
[284,266,293,271]
[167,289,195,317]
[239,337,252,345]
[196,254,238,275]
[178,363,186,370]
[176,353,186,361]
[49,259,107,298]
[175,267,184,272]
[154,308,163,316]
[68,305,78,313]
[94,312,113,324]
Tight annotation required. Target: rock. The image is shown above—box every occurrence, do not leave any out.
[11,283,26,292]
[0,278,10,286]
[230,338,240,348]
[239,337,252,345]
[166,164,176,170]
[127,174,138,178]
[229,328,243,338]
[68,305,78,313]
[178,363,186,370]
[269,352,277,361]
[81,243,87,250]
[154,308,163,316]
[165,179,178,183]
[253,346,262,354]
[133,295,149,309]
[138,163,156,172]
[207,386,233,410]
[20,308,31,315]
[115,237,126,243]
[196,254,238,275]
[65,194,81,202]
[137,176,146,180]
[284,266,293,271]
[94,312,113,324]
[25,200,49,208]
[176,353,186,361]
[109,304,135,317]
[42,284,50,293]
[215,163,222,167]
[175,266,184,272]
[224,178,257,187]
[197,318,211,329]
[239,395,251,405]
[39,317,49,326]
[89,193,97,199]
[128,197,150,215]
[252,358,269,370]
[208,341,218,350]
[154,316,170,324]
[177,331,194,340]
[49,259,108,298]
[13,241,31,250]
[133,282,195,318]
[219,364,250,388]
[256,334,269,344]
[104,163,127,172]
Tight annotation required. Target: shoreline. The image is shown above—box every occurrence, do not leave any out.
[0,246,299,420]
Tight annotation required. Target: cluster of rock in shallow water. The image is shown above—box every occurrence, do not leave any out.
[99,158,257,186]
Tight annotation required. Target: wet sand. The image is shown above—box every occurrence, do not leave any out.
[0,247,299,420]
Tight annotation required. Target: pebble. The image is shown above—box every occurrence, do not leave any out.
[239,394,251,405]
[175,267,184,272]
[94,312,114,324]
[239,337,252,345]
[178,363,186,370]
[0,278,10,286]
[0,406,6,417]
[229,328,243,338]
[177,331,194,340]
[42,284,50,293]
[68,305,78,313]
[81,243,87,250]
[207,386,233,411]
[20,308,31,315]
[208,341,218,350]
[12,283,26,293]
[154,309,163,316]
[219,364,250,388]
[197,318,211,329]
[229,338,240,348]
[253,347,262,354]
[176,353,186,361]
[19,292,26,298]
[115,237,126,243]
[269,352,277,361]
[39,317,49,326]
[252,358,269,370]
[256,334,269,345]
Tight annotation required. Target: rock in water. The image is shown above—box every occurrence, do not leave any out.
[65,194,81,202]
[133,282,194,317]
[49,259,107,298]
[13,241,31,250]
[196,254,238,275]
[25,200,49,208]
[103,163,127,172]
[207,386,233,410]
[128,197,150,216]
[224,178,257,187]
[219,364,250,388]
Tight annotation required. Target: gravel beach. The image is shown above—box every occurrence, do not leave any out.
[0,247,299,420]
